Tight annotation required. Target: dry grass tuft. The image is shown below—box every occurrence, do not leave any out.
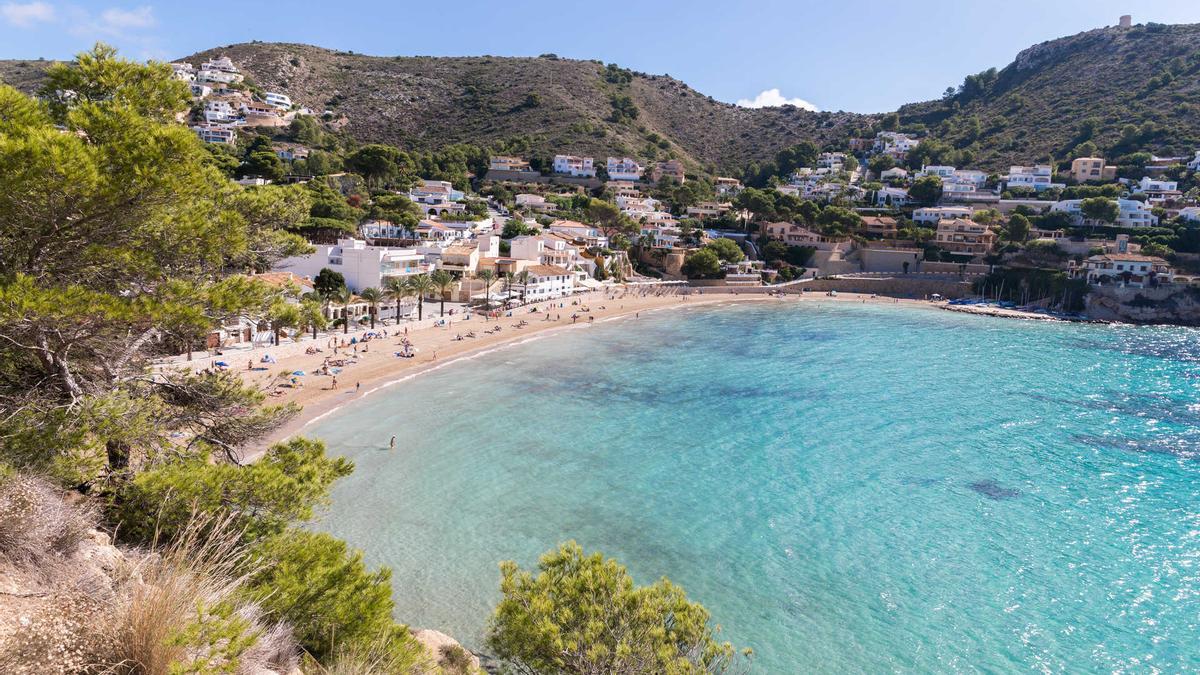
[104,512,300,674]
[307,631,436,675]
[0,473,97,573]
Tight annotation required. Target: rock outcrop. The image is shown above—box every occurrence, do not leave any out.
[1085,285,1200,325]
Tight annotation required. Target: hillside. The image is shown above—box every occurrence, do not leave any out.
[4,23,1200,173]
[898,22,1200,168]
[181,43,865,174]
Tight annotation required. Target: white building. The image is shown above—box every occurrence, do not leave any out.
[200,56,239,73]
[410,179,464,203]
[263,92,292,110]
[606,157,643,182]
[190,83,212,99]
[912,206,973,224]
[359,219,414,240]
[1133,176,1181,203]
[919,165,957,178]
[552,155,596,178]
[1077,254,1174,287]
[1050,198,1158,228]
[275,238,429,292]
[548,220,607,247]
[197,69,242,86]
[192,123,236,145]
[615,194,660,216]
[1179,206,1200,222]
[1006,165,1063,192]
[941,180,977,195]
[879,167,909,181]
[1136,176,1178,193]
[1188,150,1200,171]
[954,169,988,187]
[203,99,239,123]
[873,132,920,158]
[521,264,576,301]
[874,187,910,207]
[509,235,584,270]
[170,63,195,82]
[818,152,847,170]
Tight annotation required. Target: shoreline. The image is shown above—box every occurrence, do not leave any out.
[246,291,758,458]
[237,290,935,459]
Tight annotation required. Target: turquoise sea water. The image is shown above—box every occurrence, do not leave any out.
[308,301,1200,672]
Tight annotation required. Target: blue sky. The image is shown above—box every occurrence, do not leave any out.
[2,1,1198,112]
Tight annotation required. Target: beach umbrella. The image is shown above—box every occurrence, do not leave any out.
[292,370,306,376]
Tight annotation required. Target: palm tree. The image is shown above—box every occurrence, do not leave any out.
[358,286,383,329]
[608,258,623,282]
[515,270,530,304]
[503,272,515,301]
[476,269,496,307]
[429,269,455,317]
[334,286,353,334]
[407,274,435,321]
[385,276,413,323]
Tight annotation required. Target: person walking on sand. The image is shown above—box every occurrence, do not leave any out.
[356,381,361,393]
[390,435,396,450]
[331,376,338,390]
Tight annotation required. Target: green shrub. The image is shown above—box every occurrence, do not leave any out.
[112,437,352,544]
[247,529,427,666]
[488,541,746,674]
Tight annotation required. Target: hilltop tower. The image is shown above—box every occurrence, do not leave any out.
[1119,15,1132,28]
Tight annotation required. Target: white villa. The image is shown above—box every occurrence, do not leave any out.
[1076,254,1174,287]
[874,187,910,207]
[521,265,577,301]
[919,165,957,179]
[548,220,607,248]
[192,123,236,145]
[607,157,644,182]
[276,238,429,292]
[913,207,974,224]
[874,132,920,159]
[552,155,596,178]
[1133,176,1181,203]
[1050,198,1158,228]
[264,92,292,110]
[1006,165,1063,192]
[203,99,239,123]
[170,63,195,82]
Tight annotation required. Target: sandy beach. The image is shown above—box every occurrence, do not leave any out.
[153,287,933,459]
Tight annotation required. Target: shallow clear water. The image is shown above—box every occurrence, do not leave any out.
[308,301,1200,672]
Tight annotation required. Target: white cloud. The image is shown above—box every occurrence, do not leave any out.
[1,1,56,27]
[98,4,153,30]
[63,4,156,41]
[736,88,819,112]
